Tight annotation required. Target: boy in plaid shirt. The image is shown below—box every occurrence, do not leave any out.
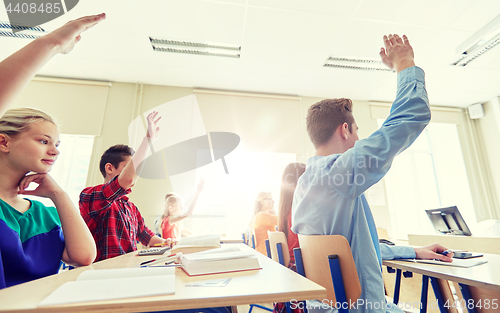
[80,112,167,261]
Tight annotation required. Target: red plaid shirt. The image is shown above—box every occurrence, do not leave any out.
[79,176,154,262]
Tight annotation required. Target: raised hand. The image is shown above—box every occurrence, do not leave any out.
[197,179,205,192]
[146,111,162,141]
[44,13,106,54]
[379,34,415,73]
[18,173,63,200]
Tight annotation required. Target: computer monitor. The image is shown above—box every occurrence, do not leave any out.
[425,206,472,236]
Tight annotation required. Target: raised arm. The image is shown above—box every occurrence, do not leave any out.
[168,179,205,224]
[331,34,430,199]
[118,111,161,189]
[0,13,105,118]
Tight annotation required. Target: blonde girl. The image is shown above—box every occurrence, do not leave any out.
[0,14,105,289]
[161,180,205,242]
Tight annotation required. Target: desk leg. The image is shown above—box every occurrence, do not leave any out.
[459,284,477,313]
[429,277,447,313]
[230,306,238,313]
[421,275,429,313]
[394,269,402,305]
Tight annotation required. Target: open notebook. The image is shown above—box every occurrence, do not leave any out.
[38,267,175,307]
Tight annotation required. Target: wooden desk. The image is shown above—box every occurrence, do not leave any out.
[0,244,326,313]
[383,254,500,312]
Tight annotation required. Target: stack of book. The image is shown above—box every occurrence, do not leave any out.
[180,246,261,276]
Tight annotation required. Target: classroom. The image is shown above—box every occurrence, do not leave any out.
[1,1,500,313]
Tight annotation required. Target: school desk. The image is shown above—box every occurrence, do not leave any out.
[383,253,500,313]
[0,243,326,313]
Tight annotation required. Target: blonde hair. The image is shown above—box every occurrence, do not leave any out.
[0,108,56,138]
[162,192,181,220]
[249,191,272,228]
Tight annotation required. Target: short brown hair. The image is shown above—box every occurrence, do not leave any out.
[306,98,355,148]
[99,144,135,178]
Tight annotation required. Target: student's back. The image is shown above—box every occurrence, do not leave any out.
[292,34,453,313]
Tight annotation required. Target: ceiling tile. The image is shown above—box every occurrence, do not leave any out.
[354,0,475,29]
[448,0,500,31]
[336,20,438,59]
[248,0,362,17]
[244,6,350,53]
[139,0,246,44]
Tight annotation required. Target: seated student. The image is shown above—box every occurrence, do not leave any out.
[250,191,278,255]
[292,34,453,313]
[161,179,205,242]
[0,14,105,289]
[277,163,306,266]
[79,113,167,262]
[274,163,306,313]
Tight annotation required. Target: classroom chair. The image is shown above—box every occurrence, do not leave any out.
[294,235,361,313]
[267,231,298,313]
[242,229,257,249]
[246,231,273,313]
[267,231,290,267]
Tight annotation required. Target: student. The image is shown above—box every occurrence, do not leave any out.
[277,162,306,265]
[251,191,277,255]
[291,34,453,313]
[161,179,205,241]
[79,112,167,262]
[274,163,306,313]
[0,14,105,289]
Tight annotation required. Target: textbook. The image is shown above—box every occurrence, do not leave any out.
[176,234,221,248]
[38,267,175,306]
[180,246,261,276]
[398,258,488,268]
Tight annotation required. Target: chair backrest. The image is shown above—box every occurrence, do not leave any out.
[251,229,256,249]
[267,231,290,267]
[376,228,390,240]
[297,234,361,305]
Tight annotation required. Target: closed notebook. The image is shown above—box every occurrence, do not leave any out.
[38,267,175,307]
[180,246,261,276]
[398,258,488,268]
[176,234,221,248]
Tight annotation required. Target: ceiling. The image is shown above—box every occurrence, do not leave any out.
[1,0,500,108]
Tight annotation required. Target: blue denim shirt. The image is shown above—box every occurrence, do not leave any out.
[292,66,430,313]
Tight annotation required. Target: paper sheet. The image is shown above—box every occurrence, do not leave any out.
[39,268,175,307]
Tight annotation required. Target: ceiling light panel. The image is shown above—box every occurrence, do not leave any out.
[150,37,241,58]
[452,14,500,66]
[323,57,392,72]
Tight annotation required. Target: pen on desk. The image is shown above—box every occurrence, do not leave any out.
[153,242,169,247]
[164,263,183,267]
[140,259,156,266]
[440,249,451,256]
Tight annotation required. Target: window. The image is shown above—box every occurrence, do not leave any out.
[24,134,94,208]
[379,121,476,239]
[178,147,296,237]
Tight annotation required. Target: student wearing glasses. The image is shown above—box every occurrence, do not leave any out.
[250,191,277,255]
